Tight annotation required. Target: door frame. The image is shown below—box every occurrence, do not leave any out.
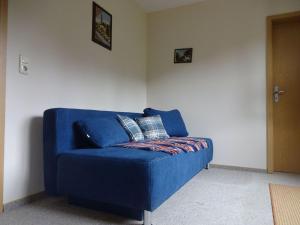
[0,0,7,212]
[267,11,300,173]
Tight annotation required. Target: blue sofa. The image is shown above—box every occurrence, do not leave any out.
[43,108,213,224]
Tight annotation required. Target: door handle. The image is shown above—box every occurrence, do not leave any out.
[273,85,286,103]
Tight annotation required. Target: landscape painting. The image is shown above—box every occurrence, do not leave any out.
[92,2,112,50]
[174,48,193,63]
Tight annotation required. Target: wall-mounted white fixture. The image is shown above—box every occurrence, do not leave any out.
[19,55,29,75]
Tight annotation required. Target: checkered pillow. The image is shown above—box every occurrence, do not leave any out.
[117,115,144,142]
[136,115,170,140]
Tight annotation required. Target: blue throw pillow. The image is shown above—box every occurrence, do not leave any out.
[143,108,189,137]
[117,115,144,142]
[76,118,130,148]
[136,115,169,140]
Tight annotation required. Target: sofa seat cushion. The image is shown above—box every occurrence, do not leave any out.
[57,138,213,211]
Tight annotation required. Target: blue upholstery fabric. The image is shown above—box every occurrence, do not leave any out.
[43,108,142,195]
[57,139,213,212]
[144,108,189,137]
[44,108,213,219]
[136,115,169,140]
[117,115,144,142]
[76,118,129,148]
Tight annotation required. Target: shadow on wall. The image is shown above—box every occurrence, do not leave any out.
[26,117,44,195]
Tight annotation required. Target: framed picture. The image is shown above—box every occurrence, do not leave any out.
[174,48,193,64]
[92,2,112,50]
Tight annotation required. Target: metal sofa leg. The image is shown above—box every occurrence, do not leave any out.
[205,163,210,170]
[144,210,152,225]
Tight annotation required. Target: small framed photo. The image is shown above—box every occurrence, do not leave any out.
[92,2,112,50]
[174,48,193,64]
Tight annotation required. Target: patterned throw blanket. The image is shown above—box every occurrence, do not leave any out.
[117,137,208,155]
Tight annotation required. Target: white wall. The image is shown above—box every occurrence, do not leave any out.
[4,0,147,204]
[147,0,300,169]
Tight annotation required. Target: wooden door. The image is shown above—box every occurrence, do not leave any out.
[271,16,300,173]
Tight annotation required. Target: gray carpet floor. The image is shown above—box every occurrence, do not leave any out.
[1,168,300,225]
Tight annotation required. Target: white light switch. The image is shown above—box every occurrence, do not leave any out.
[19,55,29,75]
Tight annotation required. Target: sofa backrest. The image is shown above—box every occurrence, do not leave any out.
[43,108,142,195]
